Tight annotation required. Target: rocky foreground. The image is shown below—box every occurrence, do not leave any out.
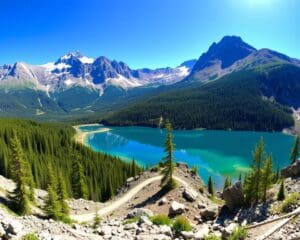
[0,162,299,240]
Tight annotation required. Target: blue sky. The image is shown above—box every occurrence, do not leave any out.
[0,0,299,68]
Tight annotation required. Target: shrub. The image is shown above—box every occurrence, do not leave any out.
[22,233,39,240]
[228,226,247,240]
[191,165,198,175]
[199,186,204,194]
[204,234,221,240]
[150,215,172,226]
[172,216,192,233]
[279,193,300,213]
[123,216,140,225]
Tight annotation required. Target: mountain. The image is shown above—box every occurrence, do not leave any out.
[101,37,300,131]
[102,65,297,131]
[0,35,299,129]
[0,52,195,93]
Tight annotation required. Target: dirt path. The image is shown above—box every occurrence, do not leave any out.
[70,175,192,222]
[246,207,300,240]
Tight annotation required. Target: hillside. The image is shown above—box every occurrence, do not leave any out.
[101,65,297,131]
[0,119,139,201]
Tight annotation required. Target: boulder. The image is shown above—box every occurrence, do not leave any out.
[200,206,218,220]
[183,188,198,202]
[223,181,244,211]
[127,208,153,218]
[281,160,300,178]
[169,201,185,215]
[195,224,209,239]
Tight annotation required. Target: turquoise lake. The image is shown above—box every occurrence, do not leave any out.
[80,125,294,189]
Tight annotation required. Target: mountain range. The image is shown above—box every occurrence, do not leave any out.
[1,35,300,131]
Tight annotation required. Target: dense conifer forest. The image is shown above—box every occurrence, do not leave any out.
[0,119,140,202]
[102,67,295,131]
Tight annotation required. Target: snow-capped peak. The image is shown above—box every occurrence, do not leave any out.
[78,56,94,64]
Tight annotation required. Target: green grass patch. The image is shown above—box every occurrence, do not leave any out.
[150,215,172,226]
[210,196,224,205]
[228,226,247,240]
[172,216,192,233]
[22,233,39,240]
[204,234,221,240]
[279,193,300,213]
[0,203,18,216]
[123,216,140,225]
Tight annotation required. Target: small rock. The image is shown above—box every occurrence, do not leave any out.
[159,225,172,237]
[181,231,195,239]
[0,224,5,237]
[200,206,218,220]
[195,224,209,239]
[183,188,198,202]
[169,201,185,215]
[159,197,167,205]
[222,223,238,238]
[127,208,153,218]
[123,223,138,230]
[139,216,153,226]
[8,220,23,235]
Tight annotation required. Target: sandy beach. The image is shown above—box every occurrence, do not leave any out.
[73,124,110,145]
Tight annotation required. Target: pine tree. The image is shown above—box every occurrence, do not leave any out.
[44,184,61,220]
[277,179,285,201]
[131,159,137,177]
[161,120,176,190]
[47,163,58,192]
[71,158,88,199]
[223,177,231,191]
[252,138,265,204]
[57,172,69,215]
[290,135,299,164]
[244,172,256,205]
[208,176,214,196]
[9,133,32,215]
[261,155,274,202]
[238,173,242,182]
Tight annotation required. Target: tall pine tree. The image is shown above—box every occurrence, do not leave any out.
[71,158,88,199]
[260,155,274,202]
[290,135,299,164]
[57,171,69,215]
[208,176,214,196]
[252,138,265,204]
[161,120,176,190]
[9,133,33,215]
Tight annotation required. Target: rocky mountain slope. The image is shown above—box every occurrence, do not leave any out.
[0,51,195,93]
[0,162,299,239]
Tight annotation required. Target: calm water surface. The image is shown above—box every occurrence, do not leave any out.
[80,125,294,189]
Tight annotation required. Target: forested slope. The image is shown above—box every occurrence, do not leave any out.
[102,66,296,131]
[0,119,139,201]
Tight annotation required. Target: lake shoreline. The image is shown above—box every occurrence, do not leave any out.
[73,124,110,145]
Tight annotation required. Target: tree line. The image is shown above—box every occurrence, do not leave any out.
[0,118,141,214]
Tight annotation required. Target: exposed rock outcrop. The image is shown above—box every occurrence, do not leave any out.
[281,160,300,178]
[223,181,244,211]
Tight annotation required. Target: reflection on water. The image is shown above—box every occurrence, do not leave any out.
[81,126,294,189]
